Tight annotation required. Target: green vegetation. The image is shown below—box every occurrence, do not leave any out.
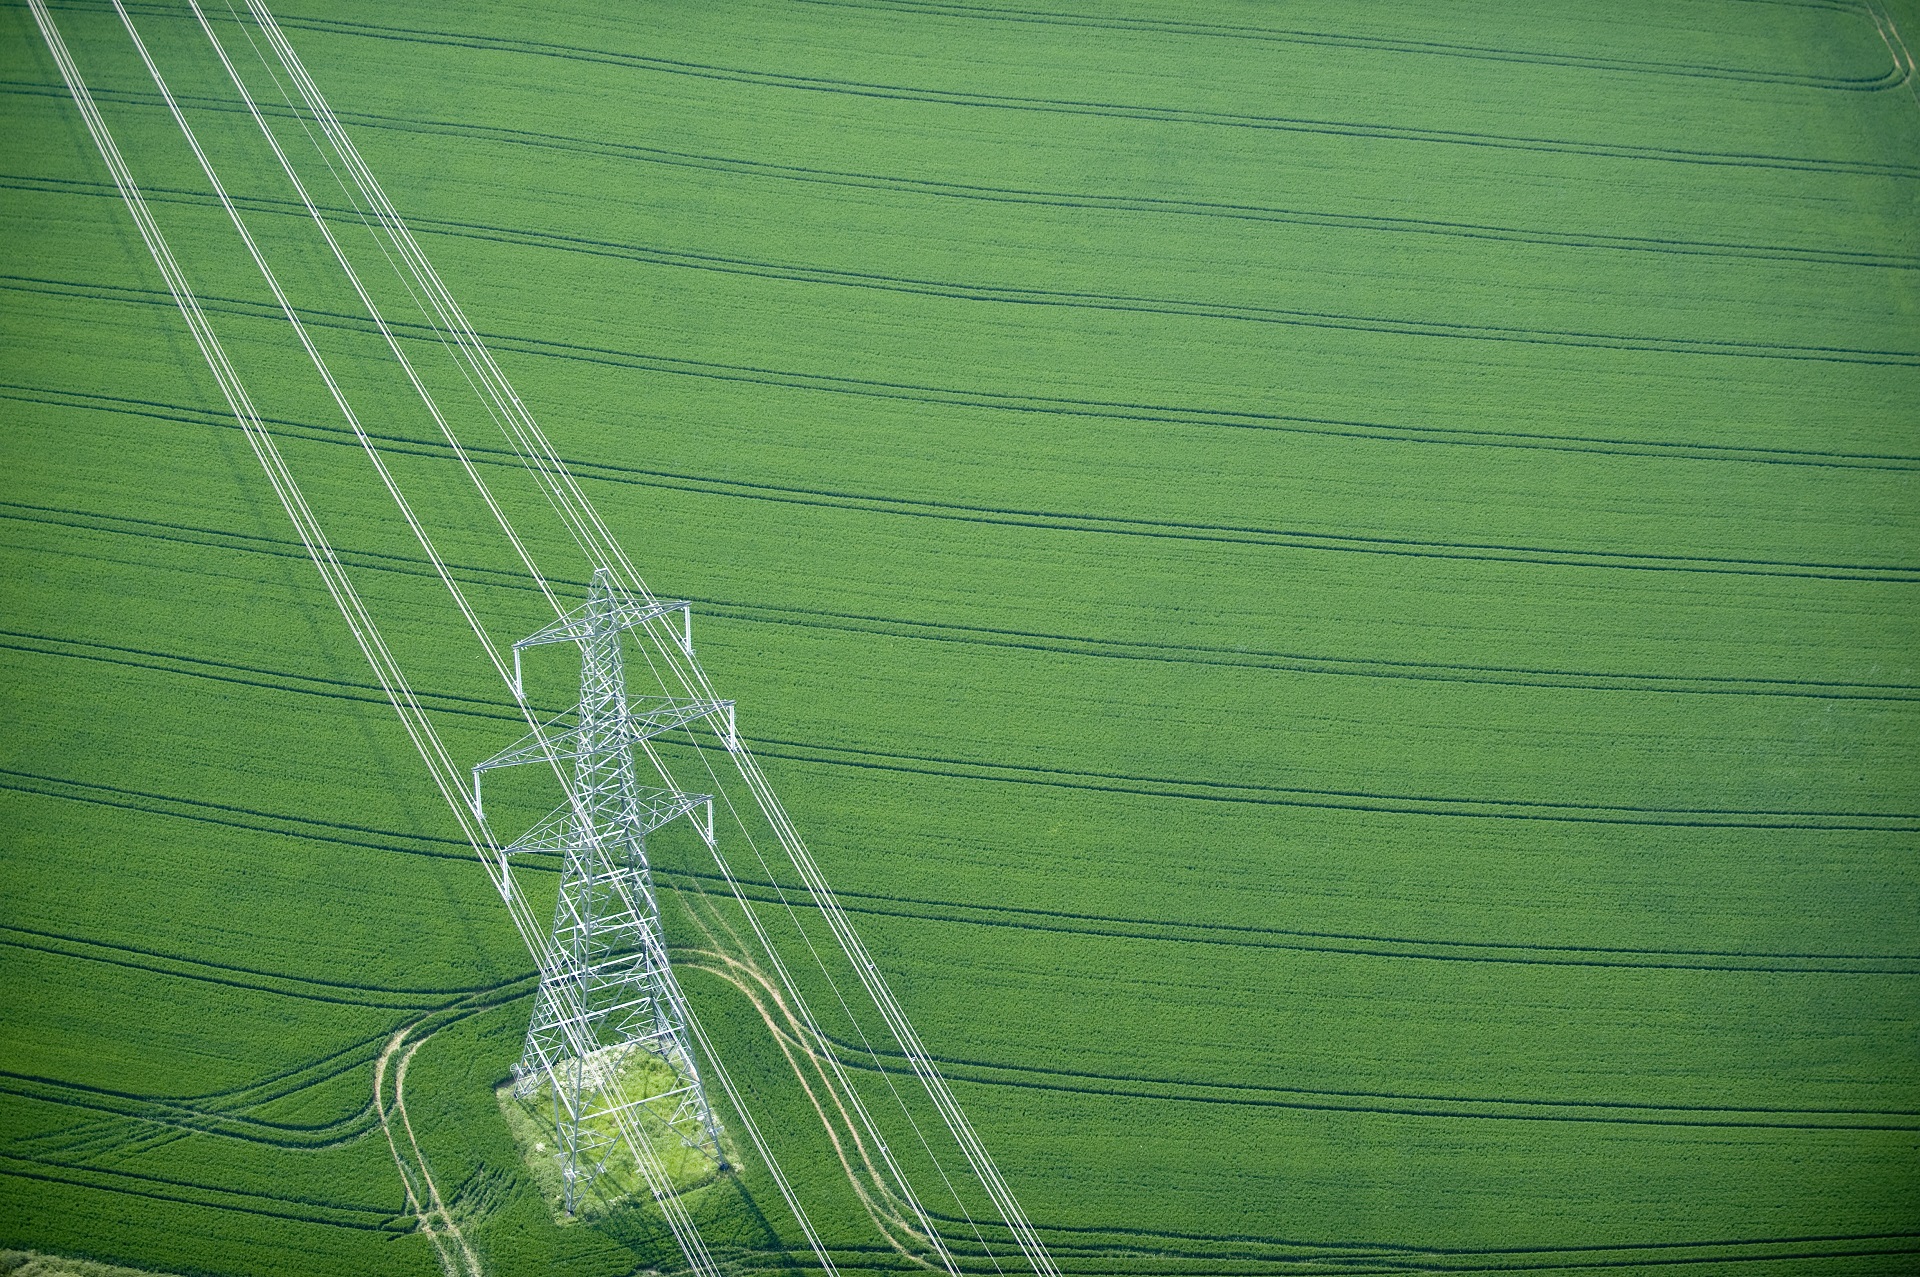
[497,1053,737,1222]
[2,0,1916,1274]
[1,1252,183,1277]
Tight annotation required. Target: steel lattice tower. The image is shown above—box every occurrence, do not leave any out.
[473,569,734,1213]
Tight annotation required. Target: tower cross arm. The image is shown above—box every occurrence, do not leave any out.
[499,786,712,857]
[470,698,736,812]
[512,595,690,653]
[500,806,571,856]
[628,786,714,835]
[620,695,735,746]
[469,708,573,807]
[508,591,694,697]
[470,571,731,1213]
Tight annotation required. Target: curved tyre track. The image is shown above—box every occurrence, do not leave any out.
[665,871,957,1267]
[8,331,1919,584]
[14,190,1914,366]
[0,766,483,864]
[809,1034,1920,1132]
[912,1216,1920,1276]
[6,727,1915,853]
[0,1147,406,1231]
[0,962,536,1162]
[17,109,1916,270]
[13,800,1913,984]
[16,284,1920,473]
[744,739,1920,831]
[682,955,950,1268]
[0,920,506,1008]
[667,872,1920,976]
[794,0,1911,93]
[375,1023,483,1277]
[256,15,1920,179]
[7,501,1918,701]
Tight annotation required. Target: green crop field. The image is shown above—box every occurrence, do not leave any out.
[2,0,1917,1274]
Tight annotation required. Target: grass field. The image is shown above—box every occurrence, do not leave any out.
[2,0,1917,1273]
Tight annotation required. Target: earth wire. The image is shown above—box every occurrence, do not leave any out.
[197,1,844,1263]
[72,4,720,1268]
[232,2,1059,1269]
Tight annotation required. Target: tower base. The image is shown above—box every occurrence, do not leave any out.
[496,1050,734,1221]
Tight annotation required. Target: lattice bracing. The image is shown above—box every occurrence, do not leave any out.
[473,569,729,1213]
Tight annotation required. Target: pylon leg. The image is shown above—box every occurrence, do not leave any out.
[477,570,728,1213]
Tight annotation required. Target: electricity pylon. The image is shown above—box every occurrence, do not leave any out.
[472,569,734,1213]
